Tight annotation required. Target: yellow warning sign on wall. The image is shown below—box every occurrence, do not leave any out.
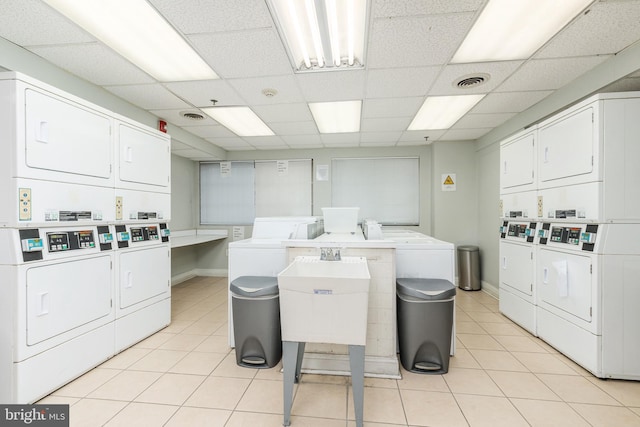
[441,173,456,191]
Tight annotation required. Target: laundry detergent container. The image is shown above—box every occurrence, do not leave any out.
[396,278,456,374]
[230,276,282,368]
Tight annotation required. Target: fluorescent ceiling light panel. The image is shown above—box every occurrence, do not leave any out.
[43,0,218,81]
[268,0,367,71]
[408,95,485,130]
[452,0,592,63]
[309,101,361,133]
[201,107,274,137]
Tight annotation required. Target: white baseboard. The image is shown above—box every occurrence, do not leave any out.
[171,271,197,286]
[481,280,499,299]
[194,268,228,277]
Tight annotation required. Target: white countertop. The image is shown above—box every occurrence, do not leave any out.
[170,229,228,248]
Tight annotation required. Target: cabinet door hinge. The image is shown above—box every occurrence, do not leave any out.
[590,264,593,274]
[590,307,593,317]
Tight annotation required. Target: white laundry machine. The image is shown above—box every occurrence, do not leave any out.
[536,221,640,379]
[113,222,171,352]
[0,225,116,403]
[498,220,538,335]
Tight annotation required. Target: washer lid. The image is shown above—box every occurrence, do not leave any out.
[231,276,279,297]
[396,278,456,300]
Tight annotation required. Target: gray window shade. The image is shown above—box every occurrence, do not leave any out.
[200,159,312,225]
[255,160,312,217]
[200,161,255,225]
[331,157,419,225]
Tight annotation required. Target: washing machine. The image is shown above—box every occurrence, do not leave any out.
[498,220,538,335]
[0,225,116,403]
[536,222,640,379]
[113,222,171,352]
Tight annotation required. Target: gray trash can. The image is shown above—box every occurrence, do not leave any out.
[458,245,481,291]
[231,276,282,368]
[396,278,456,374]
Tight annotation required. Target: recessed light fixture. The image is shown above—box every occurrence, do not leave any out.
[408,95,485,130]
[201,107,274,137]
[42,0,219,82]
[452,0,592,63]
[309,100,362,133]
[267,0,368,71]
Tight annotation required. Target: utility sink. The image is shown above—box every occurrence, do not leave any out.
[277,256,371,346]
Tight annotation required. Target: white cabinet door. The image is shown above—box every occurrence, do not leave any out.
[25,89,112,181]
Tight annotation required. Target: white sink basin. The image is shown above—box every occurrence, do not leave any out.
[277,256,371,345]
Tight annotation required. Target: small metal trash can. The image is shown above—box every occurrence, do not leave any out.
[230,276,282,368]
[458,245,481,291]
[396,278,456,374]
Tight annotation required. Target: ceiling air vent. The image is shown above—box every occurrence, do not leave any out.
[453,73,490,89]
[180,111,205,120]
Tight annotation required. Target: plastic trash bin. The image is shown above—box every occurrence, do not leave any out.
[396,278,456,374]
[230,276,282,368]
[458,245,481,291]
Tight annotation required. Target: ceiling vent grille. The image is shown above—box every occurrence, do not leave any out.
[181,111,205,120]
[454,73,490,89]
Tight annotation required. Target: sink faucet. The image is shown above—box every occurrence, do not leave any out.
[320,247,341,261]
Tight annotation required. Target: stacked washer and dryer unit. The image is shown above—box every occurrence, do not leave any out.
[499,91,640,380]
[0,72,172,403]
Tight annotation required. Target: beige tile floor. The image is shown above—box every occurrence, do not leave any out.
[38,276,640,426]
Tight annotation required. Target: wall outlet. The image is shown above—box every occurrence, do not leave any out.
[537,196,543,218]
[115,196,123,221]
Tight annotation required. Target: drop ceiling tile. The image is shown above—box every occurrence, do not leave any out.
[182,125,236,138]
[536,1,640,59]
[452,113,516,129]
[397,139,432,146]
[498,56,611,92]
[149,0,272,34]
[360,131,403,143]
[0,0,94,46]
[243,136,287,149]
[399,130,446,143]
[207,137,252,151]
[367,13,475,68]
[371,0,484,18]
[164,80,244,108]
[296,70,366,102]
[362,97,425,118]
[189,29,292,79]
[440,128,491,141]
[428,61,524,96]
[269,121,318,135]
[361,117,411,132]
[105,84,192,110]
[149,109,217,127]
[228,75,304,105]
[283,134,323,147]
[29,43,154,86]
[253,104,314,123]
[365,67,441,98]
[320,133,361,146]
[470,91,554,114]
